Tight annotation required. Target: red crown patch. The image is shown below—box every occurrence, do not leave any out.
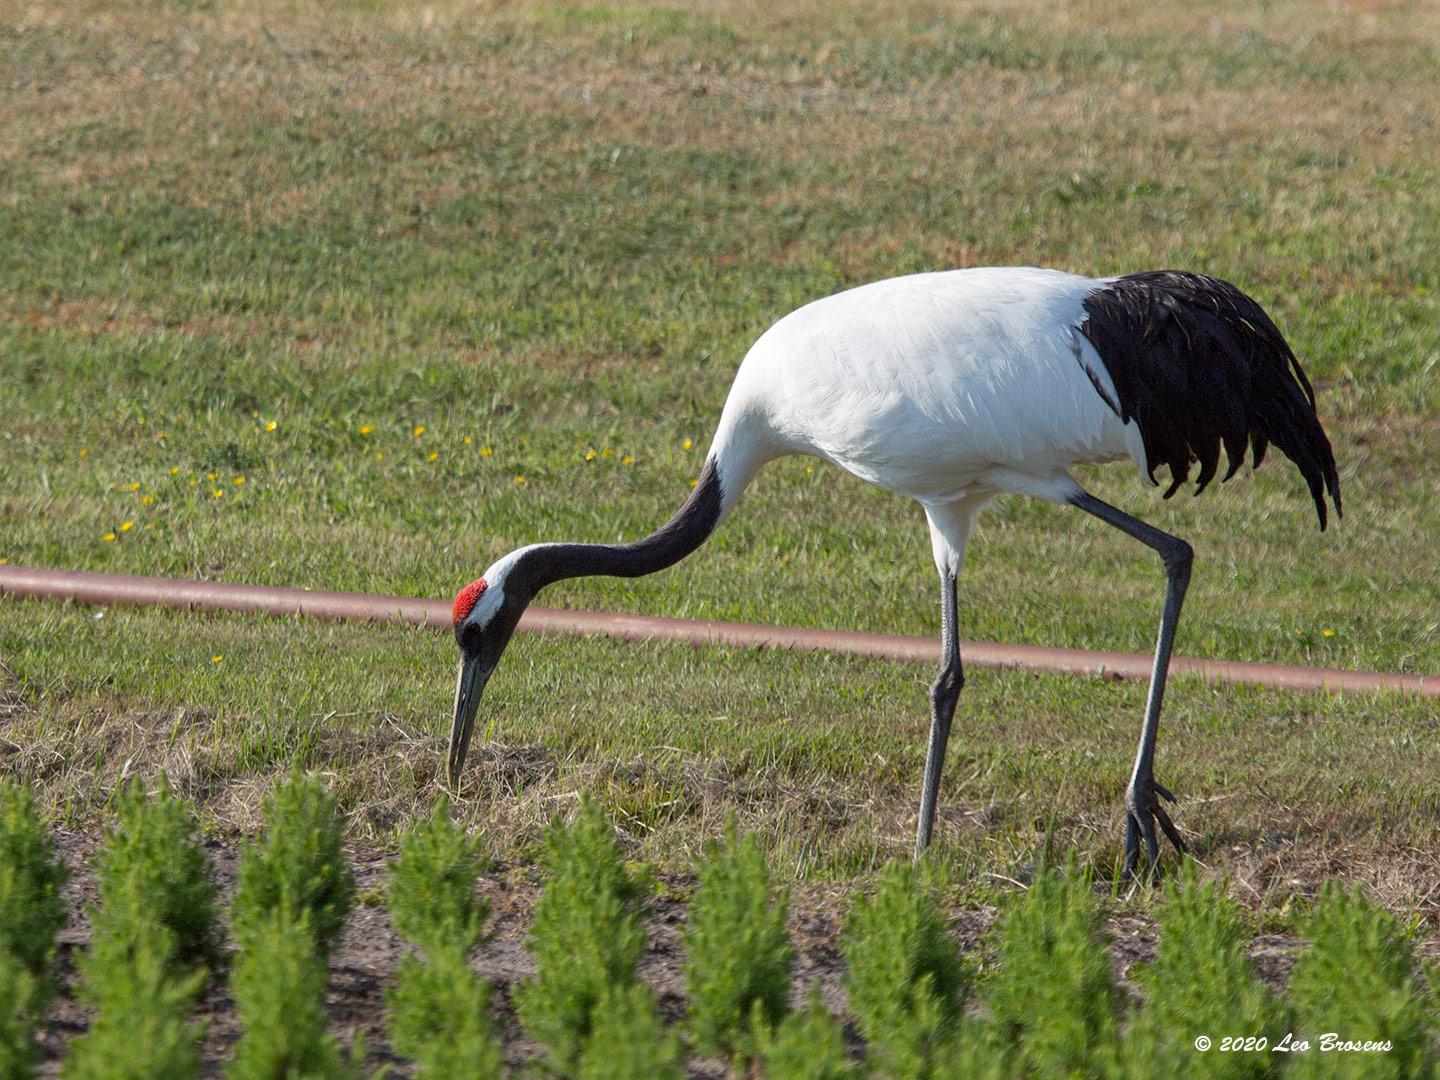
[452,579,488,624]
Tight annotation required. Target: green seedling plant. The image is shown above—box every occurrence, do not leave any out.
[575,982,685,1080]
[980,863,1120,1078]
[0,780,68,992]
[682,820,794,1062]
[387,951,503,1079]
[91,777,220,970]
[64,899,205,1080]
[66,782,216,1080]
[1285,882,1436,1080]
[386,798,491,956]
[1120,862,1281,1078]
[0,957,39,1080]
[0,780,68,1076]
[514,799,651,1073]
[231,773,354,959]
[229,909,354,1080]
[843,857,968,1079]
[760,987,862,1080]
[385,801,502,1078]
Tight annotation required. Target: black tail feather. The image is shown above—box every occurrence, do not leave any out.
[1079,271,1341,529]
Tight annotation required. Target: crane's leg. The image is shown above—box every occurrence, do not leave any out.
[915,567,963,859]
[1070,491,1191,880]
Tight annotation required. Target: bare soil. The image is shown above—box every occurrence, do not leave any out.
[34,826,1324,1078]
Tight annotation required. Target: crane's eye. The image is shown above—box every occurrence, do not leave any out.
[460,623,482,651]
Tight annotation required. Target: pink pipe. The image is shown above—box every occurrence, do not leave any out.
[1,565,1434,698]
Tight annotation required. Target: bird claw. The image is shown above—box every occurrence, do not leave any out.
[1122,775,1186,883]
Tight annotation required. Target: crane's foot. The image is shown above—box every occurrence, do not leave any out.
[1122,774,1186,883]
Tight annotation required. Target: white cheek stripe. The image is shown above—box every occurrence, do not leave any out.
[467,543,547,628]
[469,580,506,627]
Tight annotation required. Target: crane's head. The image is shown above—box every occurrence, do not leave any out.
[447,556,531,787]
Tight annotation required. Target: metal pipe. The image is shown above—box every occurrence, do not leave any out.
[2,564,1434,698]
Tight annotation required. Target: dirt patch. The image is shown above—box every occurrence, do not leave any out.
[30,825,1330,1078]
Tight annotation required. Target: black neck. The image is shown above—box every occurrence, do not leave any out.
[518,458,725,593]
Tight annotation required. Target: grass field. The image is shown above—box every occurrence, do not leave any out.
[2,0,1439,912]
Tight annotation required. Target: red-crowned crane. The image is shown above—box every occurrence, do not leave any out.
[446,267,1341,879]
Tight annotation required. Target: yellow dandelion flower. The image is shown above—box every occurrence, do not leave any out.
[211,655,223,663]
[212,489,224,499]
[479,446,493,458]
[427,451,439,462]
[515,475,526,485]
[1322,629,1335,638]
[463,435,473,446]
[585,448,597,461]
[622,455,635,465]
[101,532,117,542]
[690,479,698,488]
[170,466,180,475]
[128,482,141,492]
[375,452,384,461]
[806,465,814,475]
[358,424,374,435]
[264,420,277,432]
[118,521,134,533]
[682,437,693,450]
[413,424,426,438]
[207,472,217,482]
[601,448,614,458]
[79,449,89,458]
[0,558,7,566]
[233,475,246,485]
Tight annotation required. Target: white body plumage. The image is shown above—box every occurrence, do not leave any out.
[707,267,1150,572]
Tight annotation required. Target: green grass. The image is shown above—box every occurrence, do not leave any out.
[2,0,1439,904]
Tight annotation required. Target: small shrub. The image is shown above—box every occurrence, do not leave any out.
[64,894,205,1080]
[65,784,211,1079]
[0,780,69,992]
[1120,863,1280,1078]
[231,773,354,959]
[761,987,861,1080]
[0,956,38,1080]
[683,821,794,1060]
[0,780,68,1075]
[229,910,349,1080]
[514,800,650,1073]
[93,778,220,971]
[385,806,504,1077]
[387,799,490,958]
[980,864,1120,1079]
[843,858,967,1079]
[928,1020,1010,1080]
[386,807,501,1080]
[576,982,685,1080]
[1285,882,1435,1080]
[387,951,503,1079]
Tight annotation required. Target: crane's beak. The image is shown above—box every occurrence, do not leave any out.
[447,652,491,787]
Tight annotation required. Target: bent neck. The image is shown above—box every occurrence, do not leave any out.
[515,457,727,593]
